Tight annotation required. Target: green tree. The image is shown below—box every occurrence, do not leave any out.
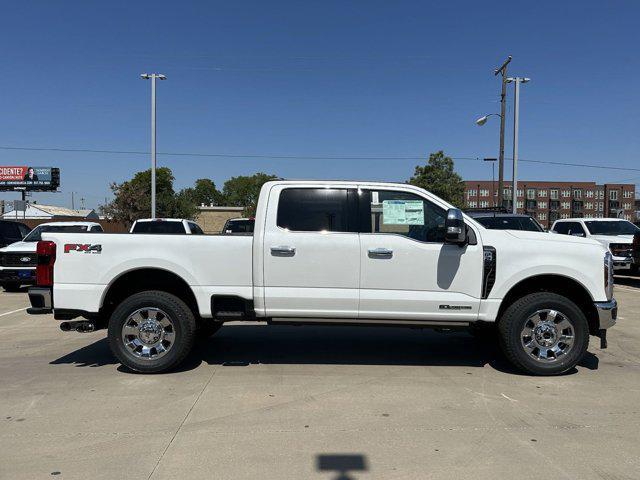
[408,151,465,207]
[101,167,197,225]
[221,172,279,216]
[179,178,223,207]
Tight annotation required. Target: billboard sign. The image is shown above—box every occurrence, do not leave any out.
[0,166,60,191]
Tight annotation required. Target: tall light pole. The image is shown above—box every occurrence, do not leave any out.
[506,77,530,214]
[140,73,167,219]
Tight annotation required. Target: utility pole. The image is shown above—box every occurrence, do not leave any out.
[141,73,167,219]
[71,191,75,210]
[494,56,512,209]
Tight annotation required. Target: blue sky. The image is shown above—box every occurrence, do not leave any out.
[1,0,638,209]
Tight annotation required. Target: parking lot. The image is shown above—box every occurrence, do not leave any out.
[0,278,638,480]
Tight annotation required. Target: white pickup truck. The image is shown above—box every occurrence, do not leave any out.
[27,181,617,375]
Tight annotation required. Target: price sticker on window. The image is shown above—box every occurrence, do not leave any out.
[382,200,424,225]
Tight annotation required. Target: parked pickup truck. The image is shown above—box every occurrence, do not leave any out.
[27,181,617,375]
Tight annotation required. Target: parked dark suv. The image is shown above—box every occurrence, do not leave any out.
[465,210,545,232]
[0,220,30,248]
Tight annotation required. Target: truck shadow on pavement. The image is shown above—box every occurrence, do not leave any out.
[50,324,599,375]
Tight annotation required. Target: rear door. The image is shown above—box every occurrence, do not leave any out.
[358,187,483,322]
[262,185,360,318]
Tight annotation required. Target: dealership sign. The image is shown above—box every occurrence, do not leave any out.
[0,166,60,191]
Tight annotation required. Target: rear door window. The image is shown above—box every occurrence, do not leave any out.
[277,188,356,232]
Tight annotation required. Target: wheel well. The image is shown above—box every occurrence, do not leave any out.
[101,268,199,321]
[497,275,599,335]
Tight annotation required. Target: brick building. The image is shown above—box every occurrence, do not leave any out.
[463,181,636,229]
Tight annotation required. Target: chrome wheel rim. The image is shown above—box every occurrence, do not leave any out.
[521,309,575,363]
[121,308,175,360]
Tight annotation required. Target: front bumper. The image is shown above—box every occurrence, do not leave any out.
[0,268,36,284]
[594,298,617,330]
[27,287,53,315]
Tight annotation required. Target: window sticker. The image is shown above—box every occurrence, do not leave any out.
[382,200,424,225]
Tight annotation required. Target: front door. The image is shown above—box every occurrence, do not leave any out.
[262,186,360,318]
[358,187,483,322]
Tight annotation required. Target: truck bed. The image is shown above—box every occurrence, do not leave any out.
[43,232,254,315]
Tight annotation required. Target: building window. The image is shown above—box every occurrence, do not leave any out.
[516,200,524,209]
[585,202,593,210]
[573,189,582,199]
[586,190,594,198]
[597,190,604,199]
[561,213,569,219]
[610,190,618,200]
[516,189,524,198]
[468,201,477,208]
[467,189,477,198]
[623,190,633,198]
[538,189,547,197]
[479,200,489,208]
[561,202,571,210]
[538,212,546,220]
[623,203,632,210]
[527,189,536,200]
[538,201,547,209]
[562,189,571,198]
[550,189,559,200]
[479,189,489,197]
[503,188,511,197]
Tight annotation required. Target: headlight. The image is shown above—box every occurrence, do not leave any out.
[604,251,614,300]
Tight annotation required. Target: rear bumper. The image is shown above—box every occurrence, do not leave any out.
[594,298,617,330]
[27,287,53,315]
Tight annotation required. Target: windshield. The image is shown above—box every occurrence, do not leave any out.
[584,220,639,236]
[23,225,90,242]
[475,216,544,232]
[132,221,185,234]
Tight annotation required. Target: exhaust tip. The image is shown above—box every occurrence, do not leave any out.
[59,322,72,332]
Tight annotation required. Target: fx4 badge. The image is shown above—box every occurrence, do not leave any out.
[64,243,102,254]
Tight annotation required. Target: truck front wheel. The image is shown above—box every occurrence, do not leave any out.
[498,292,589,376]
[108,290,197,373]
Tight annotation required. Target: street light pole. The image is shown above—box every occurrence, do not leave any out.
[507,77,530,214]
[140,73,166,219]
[494,56,511,208]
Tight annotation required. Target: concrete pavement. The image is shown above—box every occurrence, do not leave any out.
[1,279,639,480]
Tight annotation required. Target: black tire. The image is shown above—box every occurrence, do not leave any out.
[108,290,197,373]
[2,283,21,292]
[197,321,223,339]
[498,292,589,376]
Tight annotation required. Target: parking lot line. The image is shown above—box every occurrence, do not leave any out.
[0,307,27,317]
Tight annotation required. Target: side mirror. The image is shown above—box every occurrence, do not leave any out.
[445,208,467,245]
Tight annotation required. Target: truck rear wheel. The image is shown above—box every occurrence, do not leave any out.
[498,292,589,376]
[108,290,197,373]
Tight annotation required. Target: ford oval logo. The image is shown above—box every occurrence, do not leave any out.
[20,256,31,263]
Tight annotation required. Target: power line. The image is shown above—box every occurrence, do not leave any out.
[0,145,639,172]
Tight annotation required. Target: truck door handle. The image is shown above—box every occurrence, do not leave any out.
[270,246,296,256]
[368,248,393,258]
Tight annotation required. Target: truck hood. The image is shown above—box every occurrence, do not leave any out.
[0,241,37,254]
[504,229,603,247]
[590,234,634,245]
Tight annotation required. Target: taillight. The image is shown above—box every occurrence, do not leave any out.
[36,241,56,287]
